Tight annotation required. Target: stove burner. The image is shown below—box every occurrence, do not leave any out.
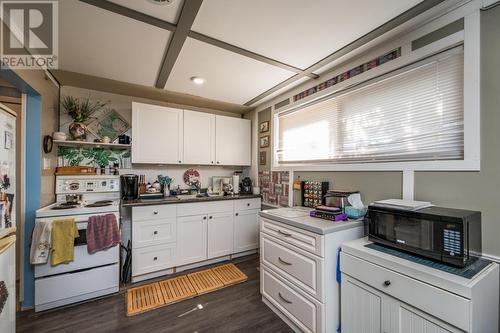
[85,201,113,208]
[51,204,77,210]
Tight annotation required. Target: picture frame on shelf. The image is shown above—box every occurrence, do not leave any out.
[259,151,266,165]
[260,135,269,148]
[259,121,269,133]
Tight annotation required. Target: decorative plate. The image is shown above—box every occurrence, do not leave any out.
[183,169,200,187]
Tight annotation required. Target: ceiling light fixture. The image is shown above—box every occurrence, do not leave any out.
[147,0,175,5]
[190,76,206,85]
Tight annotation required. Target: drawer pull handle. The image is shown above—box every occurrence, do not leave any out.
[278,257,292,266]
[383,280,391,287]
[153,211,159,215]
[153,257,158,261]
[278,230,292,237]
[278,292,293,304]
[153,231,158,235]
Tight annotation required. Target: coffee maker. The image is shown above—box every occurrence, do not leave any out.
[120,174,139,200]
[241,177,253,194]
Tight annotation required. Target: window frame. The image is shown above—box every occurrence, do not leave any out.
[270,5,480,173]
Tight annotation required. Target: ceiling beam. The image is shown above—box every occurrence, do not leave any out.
[155,0,203,88]
[188,31,319,79]
[78,0,176,32]
[244,0,446,106]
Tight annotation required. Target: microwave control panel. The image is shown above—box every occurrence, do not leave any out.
[443,229,462,256]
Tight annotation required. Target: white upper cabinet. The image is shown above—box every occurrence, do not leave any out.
[183,110,216,165]
[215,115,251,166]
[132,102,183,164]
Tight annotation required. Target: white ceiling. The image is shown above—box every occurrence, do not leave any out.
[59,0,171,87]
[57,0,425,106]
[107,0,184,24]
[165,38,295,104]
[191,0,422,70]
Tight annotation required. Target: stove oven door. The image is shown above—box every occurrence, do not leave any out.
[34,212,120,278]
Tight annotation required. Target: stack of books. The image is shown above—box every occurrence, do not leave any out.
[309,205,348,221]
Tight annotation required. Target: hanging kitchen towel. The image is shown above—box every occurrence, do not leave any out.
[87,214,120,254]
[51,219,79,266]
[30,220,53,265]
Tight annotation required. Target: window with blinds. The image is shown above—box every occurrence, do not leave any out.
[276,47,464,164]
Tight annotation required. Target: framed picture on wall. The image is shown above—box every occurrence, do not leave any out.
[259,151,266,165]
[259,121,269,133]
[260,135,270,148]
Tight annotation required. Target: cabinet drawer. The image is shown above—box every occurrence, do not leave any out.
[340,252,470,331]
[132,205,176,221]
[262,234,324,302]
[132,243,176,276]
[234,198,261,211]
[132,218,176,249]
[177,200,233,217]
[261,218,324,257]
[261,265,323,333]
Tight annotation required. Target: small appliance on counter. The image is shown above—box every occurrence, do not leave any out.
[301,181,329,208]
[325,189,359,212]
[309,205,347,221]
[241,177,253,194]
[120,174,139,200]
[367,204,481,267]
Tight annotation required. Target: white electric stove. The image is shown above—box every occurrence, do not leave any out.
[34,175,121,312]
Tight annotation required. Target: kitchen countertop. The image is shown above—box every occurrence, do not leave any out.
[121,194,261,207]
[259,207,365,235]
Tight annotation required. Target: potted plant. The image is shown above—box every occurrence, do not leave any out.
[62,96,107,141]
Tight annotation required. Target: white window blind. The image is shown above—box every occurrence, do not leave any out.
[276,47,464,164]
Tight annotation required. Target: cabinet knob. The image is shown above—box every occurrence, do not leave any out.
[203,216,207,220]
[211,161,214,164]
[235,213,239,216]
[383,280,391,287]
[217,161,220,164]
[247,203,250,206]
[153,257,157,261]
[153,231,158,235]
[209,216,213,219]
[153,211,159,215]
[178,160,182,163]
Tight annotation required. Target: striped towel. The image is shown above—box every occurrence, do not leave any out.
[87,214,121,254]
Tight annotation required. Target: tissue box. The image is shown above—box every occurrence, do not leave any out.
[345,206,367,219]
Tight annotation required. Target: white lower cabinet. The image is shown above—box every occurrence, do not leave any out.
[340,238,499,333]
[234,209,260,252]
[208,212,234,259]
[177,214,208,266]
[131,198,261,281]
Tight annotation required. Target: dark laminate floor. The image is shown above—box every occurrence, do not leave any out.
[17,255,292,333]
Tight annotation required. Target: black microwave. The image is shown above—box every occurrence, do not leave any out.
[367,205,481,267]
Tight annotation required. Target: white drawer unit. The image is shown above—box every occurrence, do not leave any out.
[132,218,176,249]
[340,238,499,333]
[132,243,176,276]
[260,211,365,333]
[132,204,176,221]
[262,234,324,302]
[261,265,324,333]
[261,218,323,257]
[234,198,261,211]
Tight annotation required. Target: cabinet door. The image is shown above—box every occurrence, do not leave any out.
[207,212,234,259]
[176,214,207,266]
[387,299,455,333]
[341,277,382,333]
[234,209,259,253]
[132,102,183,164]
[183,110,216,165]
[215,115,251,166]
